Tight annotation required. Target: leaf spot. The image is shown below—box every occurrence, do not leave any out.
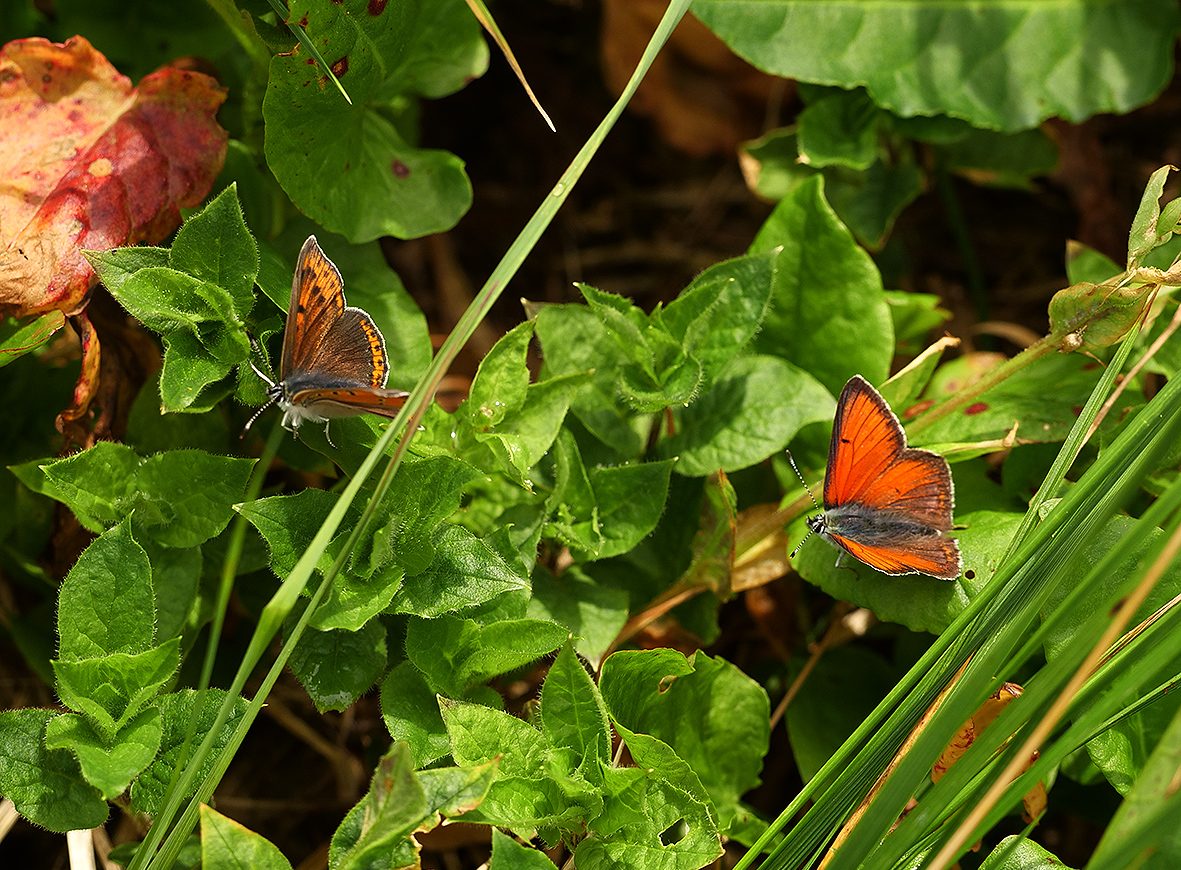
[965,402,988,415]
[368,0,389,13]
[330,56,348,77]
[88,158,113,178]
[391,159,410,179]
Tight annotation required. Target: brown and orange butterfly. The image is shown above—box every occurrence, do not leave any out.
[246,235,408,440]
[790,375,962,580]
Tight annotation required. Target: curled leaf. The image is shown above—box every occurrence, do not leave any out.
[0,35,228,319]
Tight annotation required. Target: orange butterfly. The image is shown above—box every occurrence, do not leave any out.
[791,375,961,580]
[246,236,408,441]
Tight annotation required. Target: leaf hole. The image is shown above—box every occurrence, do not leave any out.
[659,819,687,845]
[657,674,677,694]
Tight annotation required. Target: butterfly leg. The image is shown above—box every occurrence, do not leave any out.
[322,419,337,449]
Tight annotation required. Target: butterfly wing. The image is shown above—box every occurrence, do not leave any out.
[282,236,389,388]
[282,235,347,380]
[823,375,954,531]
[828,531,962,580]
[287,386,408,418]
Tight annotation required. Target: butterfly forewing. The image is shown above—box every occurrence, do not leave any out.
[854,451,954,530]
[282,236,347,379]
[823,376,906,509]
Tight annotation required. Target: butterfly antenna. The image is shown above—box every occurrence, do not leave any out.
[785,448,823,512]
[241,394,278,437]
[249,359,276,388]
[789,527,814,560]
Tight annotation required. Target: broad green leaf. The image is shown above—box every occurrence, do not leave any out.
[381,662,450,768]
[391,525,530,616]
[528,566,629,669]
[695,0,1178,132]
[472,375,581,482]
[661,355,832,476]
[657,253,775,385]
[466,321,534,427]
[797,88,881,170]
[288,620,387,713]
[599,649,769,830]
[785,647,895,782]
[938,127,1059,189]
[0,709,107,833]
[310,561,403,632]
[130,689,248,816]
[442,699,550,777]
[585,459,674,560]
[884,291,952,358]
[366,456,483,576]
[1048,280,1152,354]
[791,508,1021,634]
[490,829,559,869]
[406,615,567,697]
[329,742,427,870]
[169,184,258,319]
[53,640,180,737]
[534,303,648,457]
[264,0,487,242]
[749,176,893,394]
[740,127,922,249]
[539,644,611,775]
[85,245,170,296]
[126,371,230,455]
[44,708,162,800]
[914,353,1132,445]
[417,760,498,818]
[611,722,711,808]
[200,804,294,870]
[460,772,602,836]
[980,836,1072,869]
[146,541,202,642]
[1089,702,1181,869]
[57,520,154,660]
[575,765,723,869]
[238,488,342,579]
[37,446,254,547]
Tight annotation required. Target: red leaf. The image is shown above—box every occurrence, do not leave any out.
[0,35,227,319]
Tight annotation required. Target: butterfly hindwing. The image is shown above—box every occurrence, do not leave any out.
[301,307,389,388]
[282,236,347,379]
[287,386,408,419]
[828,531,961,580]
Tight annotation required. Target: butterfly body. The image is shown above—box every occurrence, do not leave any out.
[797,375,961,581]
[248,236,408,438]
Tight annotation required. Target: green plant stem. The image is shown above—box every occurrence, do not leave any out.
[136,3,694,867]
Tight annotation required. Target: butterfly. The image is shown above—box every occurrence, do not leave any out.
[790,375,962,580]
[246,235,408,441]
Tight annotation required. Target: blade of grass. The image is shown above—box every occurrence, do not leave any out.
[464,0,555,131]
[136,3,693,866]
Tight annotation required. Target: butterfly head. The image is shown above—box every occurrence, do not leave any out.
[806,513,829,537]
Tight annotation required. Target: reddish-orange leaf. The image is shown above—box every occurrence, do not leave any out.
[0,35,227,319]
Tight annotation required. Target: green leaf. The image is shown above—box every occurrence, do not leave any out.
[0,311,64,369]
[381,662,450,768]
[695,0,1178,132]
[534,303,647,457]
[130,689,249,816]
[575,765,723,869]
[169,184,259,319]
[44,708,163,800]
[528,566,629,669]
[938,127,1058,189]
[797,88,882,170]
[288,620,387,713]
[980,836,1073,869]
[367,456,483,576]
[264,0,487,242]
[443,699,550,777]
[391,525,531,617]
[85,245,171,296]
[406,615,567,697]
[490,829,559,869]
[473,375,581,482]
[599,649,769,830]
[238,488,342,579]
[785,647,896,782]
[466,321,534,427]
[200,804,294,870]
[310,562,403,632]
[585,459,674,560]
[1128,165,1176,268]
[0,709,107,833]
[884,290,952,358]
[57,520,154,660]
[539,644,611,774]
[146,541,203,642]
[661,355,832,476]
[657,253,775,385]
[36,446,254,547]
[1089,703,1181,869]
[53,640,180,737]
[750,175,893,394]
[329,742,426,870]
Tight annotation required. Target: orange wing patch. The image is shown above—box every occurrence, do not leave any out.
[355,312,387,387]
[854,451,954,530]
[829,533,961,580]
[824,376,906,509]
